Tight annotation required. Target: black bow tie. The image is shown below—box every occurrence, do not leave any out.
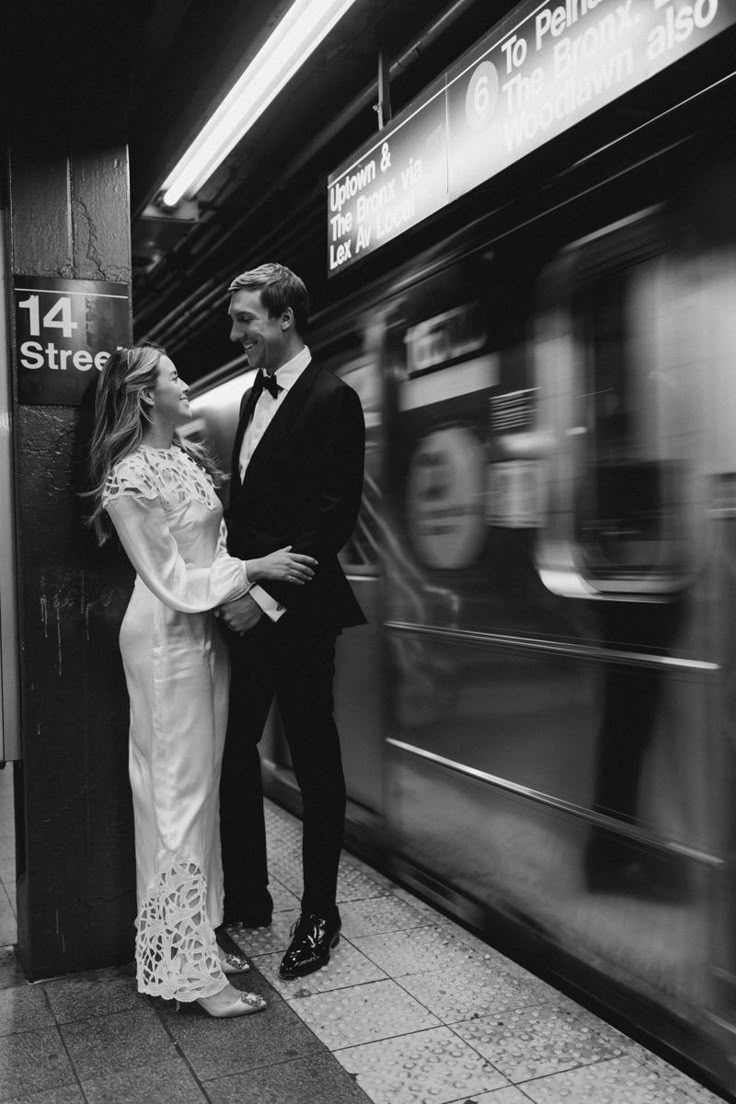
[253,371,282,400]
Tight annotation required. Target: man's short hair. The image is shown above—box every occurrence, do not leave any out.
[228,263,309,336]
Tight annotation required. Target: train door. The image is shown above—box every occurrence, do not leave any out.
[0,216,20,763]
[530,187,736,1059]
[382,192,719,1033]
[535,202,715,885]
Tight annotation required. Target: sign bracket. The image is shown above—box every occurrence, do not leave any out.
[376,45,393,130]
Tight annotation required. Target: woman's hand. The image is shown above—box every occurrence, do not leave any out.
[249,546,318,585]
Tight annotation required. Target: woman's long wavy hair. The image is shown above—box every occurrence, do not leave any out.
[87,342,220,544]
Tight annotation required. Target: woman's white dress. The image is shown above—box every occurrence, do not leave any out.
[102,445,250,1002]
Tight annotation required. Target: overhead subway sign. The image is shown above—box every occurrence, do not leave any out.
[327,0,733,274]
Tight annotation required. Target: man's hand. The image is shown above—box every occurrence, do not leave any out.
[218,592,264,635]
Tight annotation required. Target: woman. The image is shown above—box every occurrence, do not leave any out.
[88,343,316,1018]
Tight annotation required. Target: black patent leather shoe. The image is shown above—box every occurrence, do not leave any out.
[279,912,341,978]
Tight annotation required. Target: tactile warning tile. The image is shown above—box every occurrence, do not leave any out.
[264,821,302,886]
[264,816,302,851]
[352,923,500,978]
[396,961,551,1024]
[390,891,529,970]
[519,1054,701,1103]
[336,863,393,902]
[335,1025,509,1104]
[229,910,301,955]
[452,1002,624,1081]
[425,911,524,964]
[252,938,387,997]
[543,988,641,1044]
[263,807,302,882]
[267,848,303,894]
[287,978,441,1049]
[268,876,301,914]
[466,1090,537,1104]
[264,798,297,824]
[390,886,442,920]
[338,895,427,938]
[263,799,394,901]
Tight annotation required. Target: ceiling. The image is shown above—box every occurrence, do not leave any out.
[6,1,735,389]
[124,0,506,383]
[2,0,510,384]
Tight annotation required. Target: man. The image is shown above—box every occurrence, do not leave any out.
[218,263,366,978]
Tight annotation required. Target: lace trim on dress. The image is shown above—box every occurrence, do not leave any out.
[102,448,219,512]
[135,854,225,1001]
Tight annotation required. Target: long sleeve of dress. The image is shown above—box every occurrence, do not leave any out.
[107,494,250,613]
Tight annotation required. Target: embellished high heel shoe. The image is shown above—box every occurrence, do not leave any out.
[175,982,266,1018]
[218,947,250,975]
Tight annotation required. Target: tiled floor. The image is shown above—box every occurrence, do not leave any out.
[0,788,727,1104]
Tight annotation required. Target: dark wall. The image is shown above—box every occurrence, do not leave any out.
[6,3,142,977]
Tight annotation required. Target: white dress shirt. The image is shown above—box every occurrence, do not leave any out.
[239,345,312,621]
[238,345,312,480]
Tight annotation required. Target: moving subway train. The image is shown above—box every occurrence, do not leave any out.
[181,45,736,1097]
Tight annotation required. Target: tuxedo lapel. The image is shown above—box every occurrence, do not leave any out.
[239,382,261,437]
[230,382,261,492]
[241,361,321,487]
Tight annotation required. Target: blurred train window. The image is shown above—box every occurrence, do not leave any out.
[535,208,699,596]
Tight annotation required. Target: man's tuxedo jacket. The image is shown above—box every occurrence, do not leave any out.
[226,358,366,633]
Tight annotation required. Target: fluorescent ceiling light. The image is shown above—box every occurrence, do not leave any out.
[161,0,359,208]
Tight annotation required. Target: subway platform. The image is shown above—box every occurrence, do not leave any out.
[0,764,725,1104]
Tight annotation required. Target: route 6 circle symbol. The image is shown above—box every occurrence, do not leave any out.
[465,61,499,130]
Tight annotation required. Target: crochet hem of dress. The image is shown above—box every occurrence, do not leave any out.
[137,977,228,1002]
